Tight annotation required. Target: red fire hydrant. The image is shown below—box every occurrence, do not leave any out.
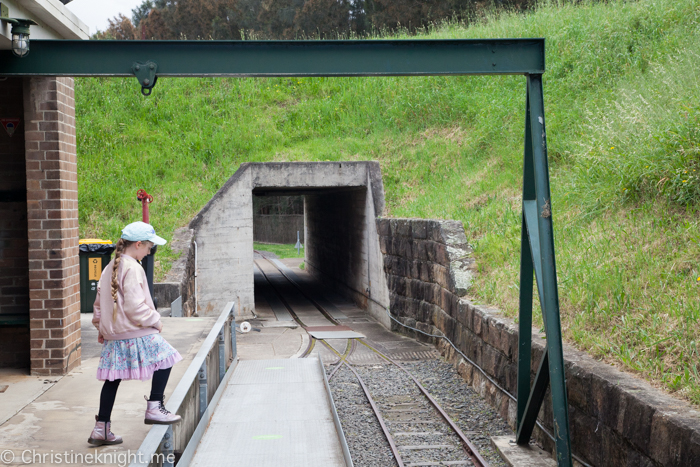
[136,189,153,223]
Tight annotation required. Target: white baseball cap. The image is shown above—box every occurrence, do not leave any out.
[121,221,167,245]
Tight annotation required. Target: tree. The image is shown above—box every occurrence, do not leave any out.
[132,1,155,27]
[257,0,305,39]
[294,0,351,38]
[93,14,138,40]
[138,0,244,40]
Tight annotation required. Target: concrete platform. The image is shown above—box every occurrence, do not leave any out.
[189,358,347,467]
[0,314,217,466]
[491,436,557,466]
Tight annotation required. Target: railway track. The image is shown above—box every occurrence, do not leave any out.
[253,252,490,467]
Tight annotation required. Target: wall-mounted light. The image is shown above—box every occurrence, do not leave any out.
[1,17,38,57]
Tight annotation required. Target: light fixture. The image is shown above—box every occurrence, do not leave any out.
[1,17,38,57]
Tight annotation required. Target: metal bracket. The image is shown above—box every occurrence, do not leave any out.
[218,328,225,383]
[131,60,158,96]
[159,426,175,467]
[198,361,208,420]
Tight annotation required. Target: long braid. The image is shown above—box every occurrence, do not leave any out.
[110,239,133,321]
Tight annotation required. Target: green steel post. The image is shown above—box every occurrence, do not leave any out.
[516,349,549,443]
[517,85,535,425]
[527,74,572,466]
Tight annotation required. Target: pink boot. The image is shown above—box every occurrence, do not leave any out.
[144,396,181,425]
[88,416,123,446]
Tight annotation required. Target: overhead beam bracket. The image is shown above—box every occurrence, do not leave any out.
[132,61,158,96]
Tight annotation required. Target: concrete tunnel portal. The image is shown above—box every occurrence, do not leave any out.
[188,161,391,328]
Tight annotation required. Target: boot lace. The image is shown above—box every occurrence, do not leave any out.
[158,401,172,415]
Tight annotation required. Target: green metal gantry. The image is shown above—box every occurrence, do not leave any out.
[0,38,572,465]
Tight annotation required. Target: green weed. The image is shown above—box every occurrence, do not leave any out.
[253,242,304,259]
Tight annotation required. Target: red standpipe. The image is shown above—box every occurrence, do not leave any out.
[136,189,153,223]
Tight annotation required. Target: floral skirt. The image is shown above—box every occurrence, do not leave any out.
[97,334,183,381]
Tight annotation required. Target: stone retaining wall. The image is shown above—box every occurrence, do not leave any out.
[378,217,700,466]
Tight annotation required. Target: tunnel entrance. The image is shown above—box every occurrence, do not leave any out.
[189,161,390,327]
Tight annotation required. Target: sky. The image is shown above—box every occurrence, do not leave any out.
[65,0,145,35]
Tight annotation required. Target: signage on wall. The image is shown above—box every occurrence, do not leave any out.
[1,118,21,137]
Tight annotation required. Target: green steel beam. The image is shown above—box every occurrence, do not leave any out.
[0,39,544,77]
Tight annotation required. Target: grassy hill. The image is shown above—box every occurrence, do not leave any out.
[76,0,700,402]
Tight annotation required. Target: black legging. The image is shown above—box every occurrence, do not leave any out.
[97,367,172,422]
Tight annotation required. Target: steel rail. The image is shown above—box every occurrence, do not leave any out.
[300,337,316,358]
[253,258,309,328]
[255,254,359,371]
[254,255,341,362]
[321,340,405,467]
[358,340,490,467]
[256,253,341,326]
[257,251,487,466]
[328,338,356,380]
[254,257,318,359]
[257,251,488,466]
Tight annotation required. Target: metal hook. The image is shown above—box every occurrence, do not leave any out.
[132,61,158,97]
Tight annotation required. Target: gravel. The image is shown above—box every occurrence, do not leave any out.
[329,365,399,467]
[328,358,511,467]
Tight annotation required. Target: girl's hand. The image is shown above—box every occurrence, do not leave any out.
[98,334,104,344]
[155,321,163,332]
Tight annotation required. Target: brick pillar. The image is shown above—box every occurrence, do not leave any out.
[23,77,81,376]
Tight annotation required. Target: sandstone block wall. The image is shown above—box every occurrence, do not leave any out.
[378,217,700,466]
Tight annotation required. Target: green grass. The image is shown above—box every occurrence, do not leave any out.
[76,0,700,402]
[253,242,304,259]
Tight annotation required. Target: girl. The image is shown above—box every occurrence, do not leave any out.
[88,221,183,446]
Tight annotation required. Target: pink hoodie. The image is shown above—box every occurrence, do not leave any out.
[92,254,162,341]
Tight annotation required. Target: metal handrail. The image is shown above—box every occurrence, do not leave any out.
[129,302,237,467]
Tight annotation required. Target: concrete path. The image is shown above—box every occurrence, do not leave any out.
[0,315,216,466]
[189,358,347,467]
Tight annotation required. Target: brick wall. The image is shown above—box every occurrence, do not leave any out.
[0,77,30,367]
[379,217,700,466]
[23,77,81,376]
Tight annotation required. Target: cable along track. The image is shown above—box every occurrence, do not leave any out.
[253,252,489,467]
